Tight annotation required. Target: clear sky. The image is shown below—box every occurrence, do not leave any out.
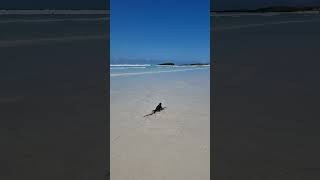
[110,0,210,64]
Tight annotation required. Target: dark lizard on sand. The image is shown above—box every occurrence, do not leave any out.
[144,103,166,117]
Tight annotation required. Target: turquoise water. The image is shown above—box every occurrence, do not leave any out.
[110,64,210,77]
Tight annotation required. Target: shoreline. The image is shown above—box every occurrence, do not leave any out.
[110,64,210,67]
[111,67,209,77]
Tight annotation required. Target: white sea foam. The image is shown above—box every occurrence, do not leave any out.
[167,65,210,68]
[110,64,152,67]
[110,67,147,70]
[110,67,209,77]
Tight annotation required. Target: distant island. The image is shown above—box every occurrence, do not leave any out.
[213,5,320,13]
[158,62,175,65]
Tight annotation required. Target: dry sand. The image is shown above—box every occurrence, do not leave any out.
[111,69,210,180]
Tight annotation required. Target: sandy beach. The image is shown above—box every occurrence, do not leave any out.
[111,67,210,180]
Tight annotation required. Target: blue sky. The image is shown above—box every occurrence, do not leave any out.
[110,0,210,64]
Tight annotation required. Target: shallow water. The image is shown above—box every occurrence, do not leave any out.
[110,64,209,77]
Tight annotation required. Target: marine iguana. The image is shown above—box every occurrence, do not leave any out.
[144,103,166,117]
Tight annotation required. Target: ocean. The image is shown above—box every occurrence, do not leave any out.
[110,64,209,77]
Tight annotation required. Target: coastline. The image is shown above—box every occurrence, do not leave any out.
[111,63,210,66]
[110,64,210,77]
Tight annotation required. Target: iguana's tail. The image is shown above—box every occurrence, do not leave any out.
[143,112,154,117]
[143,107,166,117]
